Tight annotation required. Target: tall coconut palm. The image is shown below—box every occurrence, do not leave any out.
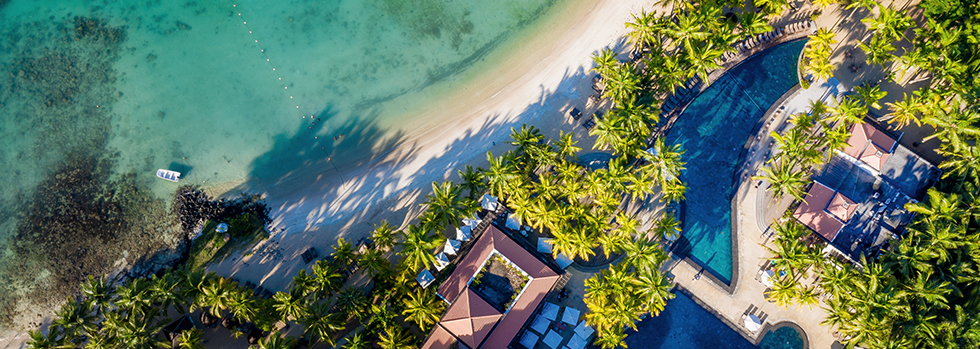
[827,95,867,126]
[883,93,922,127]
[590,48,619,76]
[51,298,96,344]
[423,181,474,230]
[200,277,237,317]
[371,220,397,251]
[862,5,913,41]
[115,278,153,318]
[228,288,259,323]
[753,160,808,202]
[795,284,820,308]
[660,179,687,203]
[342,331,369,349]
[483,151,519,198]
[737,12,772,38]
[272,284,309,321]
[653,213,682,241]
[641,138,686,187]
[552,227,597,261]
[858,34,896,68]
[397,224,444,272]
[335,287,369,320]
[590,115,628,154]
[623,235,669,272]
[458,165,486,200]
[378,326,415,349]
[766,274,799,308]
[176,329,206,349]
[358,249,389,279]
[150,270,187,314]
[25,328,71,349]
[556,130,581,162]
[80,274,114,316]
[854,82,888,110]
[332,238,357,271]
[686,42,724,81]
[626,10,659,48]
[402,288,446,330]
[601,63,642,105]
[111,308,169,349]
[302,302,345,347]
[257,334,298,349]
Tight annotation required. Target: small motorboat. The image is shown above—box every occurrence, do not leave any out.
[156,169,181,182]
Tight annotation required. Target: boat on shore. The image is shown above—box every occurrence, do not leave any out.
[157,169,181,182]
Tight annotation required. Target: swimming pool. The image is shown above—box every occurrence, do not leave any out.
[626,292,805,349]
[666,40,807,284]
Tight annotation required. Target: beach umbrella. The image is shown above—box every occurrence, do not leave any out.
[456,226,472,241]
[744,314,762,332]
[462,216,481,229]
[761,270,775,287]
[506,215,521,230]
[444,239,460,255]
[555,253,574,270]
[481,194,498,211]
[537,238,554,254]
[417,269,435,288]
[434,253,450,271]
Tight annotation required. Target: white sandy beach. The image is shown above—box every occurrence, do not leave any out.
[208,0,658,290]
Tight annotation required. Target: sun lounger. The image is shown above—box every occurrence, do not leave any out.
[244,281,256,290]
[569,108,582,120]
[301,247,319,264]
[262,289,274,299]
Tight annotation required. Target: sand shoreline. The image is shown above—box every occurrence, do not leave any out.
[208,0,655,289]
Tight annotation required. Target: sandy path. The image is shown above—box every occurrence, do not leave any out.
[208,0,658,291]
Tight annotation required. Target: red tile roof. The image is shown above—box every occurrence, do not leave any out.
[843,122,896,171]
[827,192,857,222]
[423,325,461,349]
[794,182,844,241]
[440,289,503,349]
[430,226,560,349]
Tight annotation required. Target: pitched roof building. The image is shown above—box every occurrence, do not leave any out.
[795,121,940,260]
[423,226,562,349]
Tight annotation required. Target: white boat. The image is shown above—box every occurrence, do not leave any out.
[156,169,181,182]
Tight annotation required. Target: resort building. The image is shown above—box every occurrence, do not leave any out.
[794,121,940,261]
[422,225,563,349]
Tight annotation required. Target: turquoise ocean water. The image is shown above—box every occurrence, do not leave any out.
[0,0,572,330]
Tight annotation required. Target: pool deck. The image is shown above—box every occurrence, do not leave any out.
[660,79,850,348]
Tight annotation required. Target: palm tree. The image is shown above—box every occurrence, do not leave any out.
[883,93,922,127]
[754,161,808,202]
[766,274,798,308]
[623,235,669,272]
[423,181,474,230]
[228,288,259,323]
[378,326,415,349]
[200,277,237,317]
[827,95,867,126]
[397,224,444,272]
[590,48,619,76]
[601,62,641,105]
[686,42,724,81]
[335,287,368,319]
[111,308,169,349]
[25,328,70,349]
[626,10,658,48]
[641,138,686,188]
[483,151,519,198]
[273,284,309,321]
[80,274,114,316]
[552,227,597,261]
[402,288,446,330]
[302,302,345,347]
[653,213,682,241]
[176,329,206,349]
[257,334,298,349]
[372,220,397,251]
[795,284,820,308]
[51,298,96,344]
[332,238,357,270]
[358,249,389,279]
[342,331,369,349]
[854,82,888,110]
[862,5,913,41]
[590,115,627,154]
[858,34,896,68]
[150,270,187,314]
[737,12,772,38]
[458,165,486,199]
[556,130,581,162]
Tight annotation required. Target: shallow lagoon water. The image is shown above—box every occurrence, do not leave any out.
[0,0,575,330]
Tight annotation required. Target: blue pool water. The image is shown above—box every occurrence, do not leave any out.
[626,293,805,349]
[626,292,756,349]
[666,40,806,283]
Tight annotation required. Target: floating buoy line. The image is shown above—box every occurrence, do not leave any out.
[230,3,344,178]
